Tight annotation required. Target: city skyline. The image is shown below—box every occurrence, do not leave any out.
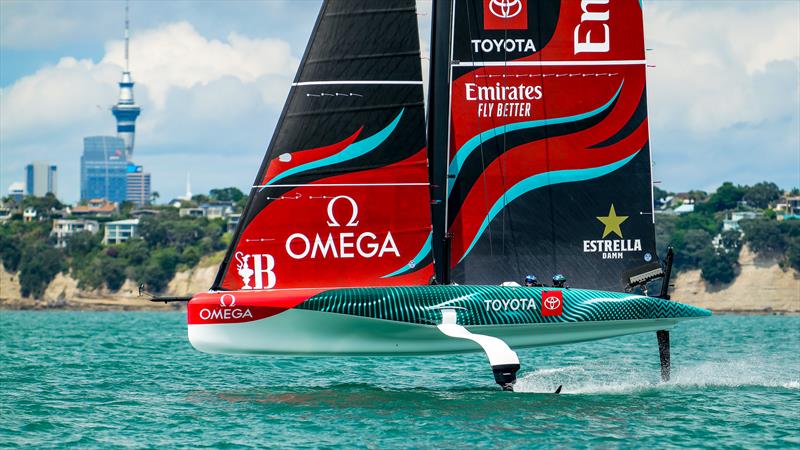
[1,0,798,203]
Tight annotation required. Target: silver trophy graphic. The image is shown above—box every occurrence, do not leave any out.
[235,251,254,289]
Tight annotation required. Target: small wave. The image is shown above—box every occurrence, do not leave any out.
[513,359,800,394]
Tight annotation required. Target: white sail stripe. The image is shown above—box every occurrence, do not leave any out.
[292,80,424,86]
[454,60,646,67]
[253,183,430,188]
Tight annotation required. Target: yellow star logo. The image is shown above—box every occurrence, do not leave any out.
[596,204,628,239]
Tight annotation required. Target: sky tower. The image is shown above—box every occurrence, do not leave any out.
[111,2,141,160]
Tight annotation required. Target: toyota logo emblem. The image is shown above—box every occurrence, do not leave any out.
[489,0,523,19]
[544,295,561,310]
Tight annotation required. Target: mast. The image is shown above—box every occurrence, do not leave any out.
[428,0,454,285]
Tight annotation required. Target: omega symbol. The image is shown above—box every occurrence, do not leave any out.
[219,294,236,307]
[326,195,359,227]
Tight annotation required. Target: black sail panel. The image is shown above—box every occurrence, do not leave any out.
[213,0,433,291]
[446,0,658,291]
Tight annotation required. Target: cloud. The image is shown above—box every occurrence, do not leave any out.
[101,22,297,108]
[1,1,797,202]
[644,1,800,191]
[0,57,118,137]
[0,20,298,201]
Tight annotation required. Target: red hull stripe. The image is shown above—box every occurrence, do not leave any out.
[187,289,324,325]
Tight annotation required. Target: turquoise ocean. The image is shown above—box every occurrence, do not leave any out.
[1,312,798,448]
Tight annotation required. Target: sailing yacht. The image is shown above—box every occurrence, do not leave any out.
[171,0,710,391]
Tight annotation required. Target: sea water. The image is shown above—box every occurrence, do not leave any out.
[1,312,797,448]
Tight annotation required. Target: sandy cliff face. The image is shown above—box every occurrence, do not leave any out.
[167,265,217,297]
[2,246,798,311]
[0,264,21,300]
[0,261,219,310]
[672,246,800,312]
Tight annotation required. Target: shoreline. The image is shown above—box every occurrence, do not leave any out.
[1,298,796,315]
[2,245,796,314]
[0,297,185,312]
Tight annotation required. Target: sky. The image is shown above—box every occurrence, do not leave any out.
[0,0,798,204]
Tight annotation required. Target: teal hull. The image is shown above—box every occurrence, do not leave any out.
[295,285,710,326]
[187,285,710,356]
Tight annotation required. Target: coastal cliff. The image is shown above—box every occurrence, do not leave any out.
[0,260,218,311]
[1,246,798,312]
[672,245,799,313]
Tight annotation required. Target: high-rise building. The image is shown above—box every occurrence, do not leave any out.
[25,161,57,197]
[126,164,151,206]
[80,136,128,203]
[111,3,141,160]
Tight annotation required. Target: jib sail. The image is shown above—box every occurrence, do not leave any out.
[444,0,658,291]
[213,0,433,290]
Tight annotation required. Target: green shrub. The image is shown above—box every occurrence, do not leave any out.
[700,250,737,284]
[743,182,781,209]
[102,257,126,291]
[0,234,22,272]
[719,229,742,254]
[65,231,101,259]
[740,219,786,254]
[117,238,150,266]
[19,242,66,298]
[209,187,244,202]
[704,182,745,212]
[137,247,180,292]
[672,229,712,269]
[786,237,800,272]
[181,246,202,268]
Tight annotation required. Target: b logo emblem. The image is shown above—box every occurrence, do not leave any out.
[234,253,276,290]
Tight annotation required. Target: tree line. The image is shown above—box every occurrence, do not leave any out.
[1,182,798,298]
[0,188,242,298]
[654,182,800,284]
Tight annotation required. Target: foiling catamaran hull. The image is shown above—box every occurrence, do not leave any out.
[159,0,714,390]
[187,286,710,356]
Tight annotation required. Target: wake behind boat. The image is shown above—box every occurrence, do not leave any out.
[151,0,711,390]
